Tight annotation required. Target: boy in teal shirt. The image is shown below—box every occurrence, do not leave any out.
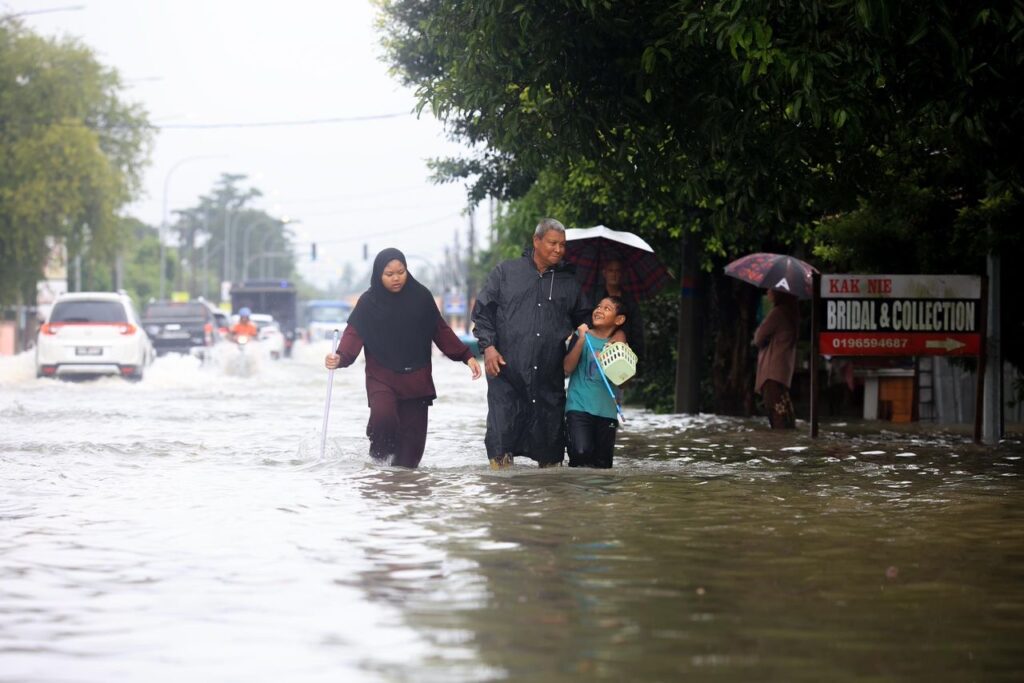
[563,296,629,468]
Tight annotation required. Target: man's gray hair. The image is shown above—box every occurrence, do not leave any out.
[534,218,566,239]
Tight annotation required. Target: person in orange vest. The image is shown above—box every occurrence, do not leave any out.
[231,307,259,341]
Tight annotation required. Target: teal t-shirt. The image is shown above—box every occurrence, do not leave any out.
[565,333,618,420]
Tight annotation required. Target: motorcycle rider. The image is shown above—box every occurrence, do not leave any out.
[231,307,259,341]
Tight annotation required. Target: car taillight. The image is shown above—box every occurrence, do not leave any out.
[119,323,137,335]
[204,322,214,345]
[40,323,60,335]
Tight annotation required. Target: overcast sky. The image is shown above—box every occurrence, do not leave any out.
[9,0,486,289]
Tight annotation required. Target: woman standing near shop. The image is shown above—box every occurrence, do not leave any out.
[753,288,800,429]
[325,248,481,467]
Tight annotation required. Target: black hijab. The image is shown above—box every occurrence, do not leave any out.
[347,248,440,373]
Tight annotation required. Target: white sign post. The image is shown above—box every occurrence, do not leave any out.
[812,274,987,442]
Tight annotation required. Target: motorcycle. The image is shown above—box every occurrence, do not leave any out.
[229,333,255,377]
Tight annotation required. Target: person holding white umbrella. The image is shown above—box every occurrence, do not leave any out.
[589,257,645,360]
[563,225,673,360]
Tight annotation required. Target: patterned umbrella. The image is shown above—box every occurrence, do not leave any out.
[564,226,673,299]
[723,252,819,299]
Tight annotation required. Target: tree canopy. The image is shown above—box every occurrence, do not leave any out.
[381,0,1021,250]
[167,173,304,300]
[0,19,152,304]
[380,0,1024,410]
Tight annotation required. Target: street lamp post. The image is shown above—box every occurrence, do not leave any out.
[241,217,276,281]
[222,207,239,290]
[160,155,223,299]
[242,216,297,280]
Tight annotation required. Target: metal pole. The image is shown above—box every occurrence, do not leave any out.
[202,241,208,300]
[983,255,1002,444]
[320,329,341,459]
[222,210,233,289]
[974,276,989,443]
[810,272,821,438]
[242,221,256,281]
[466,206,475,333]
[161,156,223,300]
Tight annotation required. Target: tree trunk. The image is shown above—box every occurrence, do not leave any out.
[708,275,760,415]
[674,231,702,413]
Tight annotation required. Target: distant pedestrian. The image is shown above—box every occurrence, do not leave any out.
[563,296,628,468]
[325,248,481,467]
[752,289,800,429]
[472,218,590,468]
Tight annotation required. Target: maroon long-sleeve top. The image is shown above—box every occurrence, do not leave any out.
[335,318,473,402]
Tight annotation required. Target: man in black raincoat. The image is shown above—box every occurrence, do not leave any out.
[472,218,591,468]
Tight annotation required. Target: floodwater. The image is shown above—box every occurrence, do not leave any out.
[1,342,1022,682]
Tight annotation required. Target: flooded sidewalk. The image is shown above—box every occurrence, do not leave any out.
[1,345,1022,681]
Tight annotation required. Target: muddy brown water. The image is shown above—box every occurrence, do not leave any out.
[1,344,1021,681]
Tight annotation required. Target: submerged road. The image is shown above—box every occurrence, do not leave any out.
[1,341,1022,682]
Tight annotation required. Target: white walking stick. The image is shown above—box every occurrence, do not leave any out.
[319,329,341,459]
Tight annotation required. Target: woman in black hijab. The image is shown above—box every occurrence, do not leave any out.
[325,248,481,467]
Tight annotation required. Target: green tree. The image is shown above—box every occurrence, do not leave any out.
[380,0,1024,412]
[0,19,152,304]
[168,174,314,301]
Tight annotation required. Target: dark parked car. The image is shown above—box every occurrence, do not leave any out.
[212,310,231,338]
[142,300,222,359]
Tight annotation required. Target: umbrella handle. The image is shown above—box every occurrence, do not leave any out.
[319,329,341,459]
[584,333,626,425]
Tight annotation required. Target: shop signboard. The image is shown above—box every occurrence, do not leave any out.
[810,272,987,441]
[818,274,982,357]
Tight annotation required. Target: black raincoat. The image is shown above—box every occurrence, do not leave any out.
[472,250,590,464]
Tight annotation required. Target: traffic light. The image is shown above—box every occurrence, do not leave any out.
[363,243,368,261]
[310,243,317,260]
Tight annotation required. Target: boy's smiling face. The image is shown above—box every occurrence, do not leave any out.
[591,298,625,329]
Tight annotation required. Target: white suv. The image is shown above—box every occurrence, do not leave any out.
[36,292,154,380]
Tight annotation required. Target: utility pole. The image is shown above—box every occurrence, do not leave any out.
[466,206,475,334]
[983,252,1003,444]
[488,196,496,245]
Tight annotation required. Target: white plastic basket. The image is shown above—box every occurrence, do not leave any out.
[599,341,637,386]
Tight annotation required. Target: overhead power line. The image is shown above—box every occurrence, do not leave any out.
[298,212,463,246]
[155,112,411,130]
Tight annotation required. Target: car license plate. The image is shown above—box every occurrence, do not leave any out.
[161,331,190,339]
[76,346,103,356]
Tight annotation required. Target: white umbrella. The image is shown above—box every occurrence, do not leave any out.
[564,225,672,298]
[566,225,658,251]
